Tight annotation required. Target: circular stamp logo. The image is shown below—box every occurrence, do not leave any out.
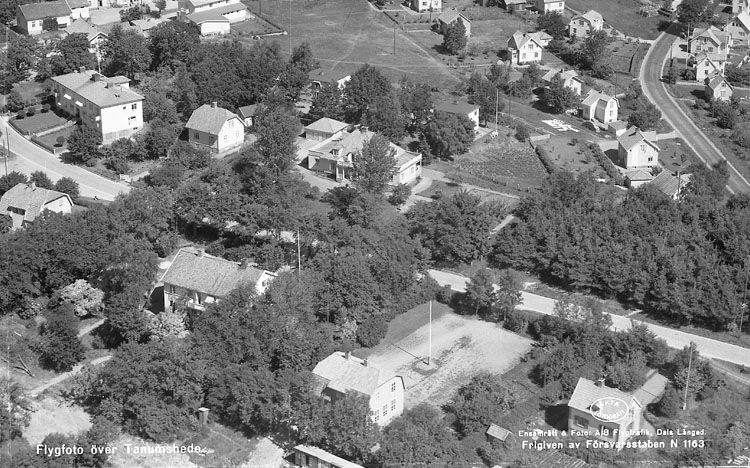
[590,397,629,423]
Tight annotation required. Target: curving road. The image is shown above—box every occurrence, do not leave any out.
[429,269,750,368]
[640,27,750,194]
[0,118,130,201]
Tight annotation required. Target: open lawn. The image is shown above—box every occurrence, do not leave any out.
[23,397,93,445]
[657,138,699,173]
[566,0,667,40]
[34,126,76,151]
[229,15,283,36]
[244,0,461,89]
[11,111,69,136]
[359,302,534,408]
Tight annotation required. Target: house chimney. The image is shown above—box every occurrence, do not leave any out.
[29,181,36,189]
[345,351,351,360]
[363,358,369,367]
[91,73,101,82]
[197,407,209,425]
[198,249,205,258]
[595,378,605,388]
[360,125,368,133]
[211,101,218,108]
[78,66,86,73]
[239,259,249,269]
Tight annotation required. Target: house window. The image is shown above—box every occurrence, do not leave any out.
[535,52,539,58]
[391,382,396,392]
[382,404,388,416]
[574,415,588,428]
[374,413,379,423]
[522,53,526,59]
[640,144,645,152]
[390,400,396,412]
[193,131,199,139]
[648,156,653,162]
[223,135,227,142]
[122,106,126,110]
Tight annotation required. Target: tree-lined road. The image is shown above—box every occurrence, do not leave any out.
[639,28,750,194]
[0,118,130,201]
[429,269,750,368]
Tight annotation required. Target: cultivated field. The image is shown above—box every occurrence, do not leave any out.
[244,0,461,89]
[361,303,534,409]
[453,130,549,190]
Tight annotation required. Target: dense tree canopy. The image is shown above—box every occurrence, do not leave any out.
[352,133,396,194]
[409,190,503,264]
[493,171,749,331]
[423,111,475,160]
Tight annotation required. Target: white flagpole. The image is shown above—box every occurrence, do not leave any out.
[428,300,432,366]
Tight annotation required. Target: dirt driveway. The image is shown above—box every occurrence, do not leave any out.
[364,312,533,408]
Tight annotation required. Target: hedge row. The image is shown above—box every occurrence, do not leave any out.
[535,145,558,175]
[587,143,624,184]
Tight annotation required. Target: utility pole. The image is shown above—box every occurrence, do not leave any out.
[494,87,499,131]
[738,255,750,337]
[296,227,301,285]
[393,23,396,55]
[289,0,292,53]
[427,300,432,366]
[1,130,6,177]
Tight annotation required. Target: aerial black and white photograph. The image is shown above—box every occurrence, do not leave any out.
[1,0,750,467]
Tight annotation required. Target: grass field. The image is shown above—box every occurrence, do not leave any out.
[360,302,534,408]
[566,0,666,40]
[244,0,461,89]
[12,111,69,136]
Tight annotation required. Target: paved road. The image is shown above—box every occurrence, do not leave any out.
[429,269,750,368]
[640,27,750,194]
[0,118,129,201]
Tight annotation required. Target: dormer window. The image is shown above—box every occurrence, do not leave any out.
[331,148,340,157]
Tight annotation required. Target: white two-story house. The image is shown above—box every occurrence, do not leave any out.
[535,0,564,13]
[579,89,619,125]
[724,11,750,46]
[312,351,406,427]
[617,126,659,169]
[185,102,245,153]
[568,10,603,38]
[507,31,544,65]
[51,69,144,144]
[409,0,441,13]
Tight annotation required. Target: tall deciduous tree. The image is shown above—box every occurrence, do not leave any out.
[678,0,714,27]
[104,25,152,79]
[468,71,503,126]
[0,171,27,196]
[51,33,95,76]
[353,133,396,194]
[408,190,502,264]
[443,20,467,55]
[579,29,610,70]
[39,303,85,372]
[309,82,345,121]
[344,64,392,123]
[29,171,54,189]
[494,270,522,321]
[448,372,516,436]
[398,77,433,130]
[545,73,579,113]
[465,268,496,315]
[363,93,406,141]
[537,11,567,40]
[254,104,299,176]
[65,125,102,165]
[628,97,662,130]
[148,21,200,71]
[422,111,475,160]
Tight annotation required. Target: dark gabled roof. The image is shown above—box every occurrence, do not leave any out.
[159,248,268,297]
[185,103,243,135]
[305,117,348,134]
[237,104,258,119]
[0,183,72,223]
[18,1,71,21]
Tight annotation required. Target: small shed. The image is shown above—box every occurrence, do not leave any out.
[237,104,257,127]
[485,423,511,443]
